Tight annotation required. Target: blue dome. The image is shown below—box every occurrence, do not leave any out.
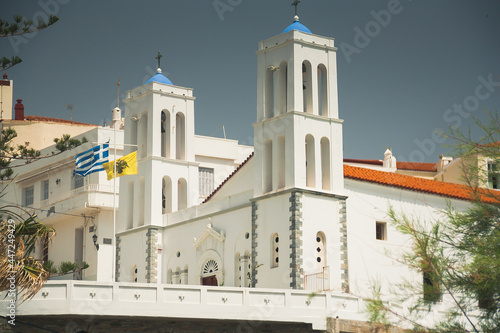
[282,20,312,34]
[145,72,173,85]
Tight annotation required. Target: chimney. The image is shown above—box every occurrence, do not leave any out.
[14,99,24,120]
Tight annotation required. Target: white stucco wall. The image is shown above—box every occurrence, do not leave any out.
[344,179,470,300]
[300,192,342,290]
[253,192,291,289]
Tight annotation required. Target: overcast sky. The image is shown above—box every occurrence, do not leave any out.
[1,0,499,162]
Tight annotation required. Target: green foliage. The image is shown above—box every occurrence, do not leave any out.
[0,127,41,179]
[383,111,500,332]
[43,259,89,277]
[0,14,59,70]
[43,260,57,275]
[58,261,75,275]
[366,284,390,325]
[0,207,55,301]
[0,55,22,69]
[53,134,87,152]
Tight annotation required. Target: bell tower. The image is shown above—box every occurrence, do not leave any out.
[253,15,344,197]
[119,53,197,231]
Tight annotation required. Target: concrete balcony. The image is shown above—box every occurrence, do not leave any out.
[1,281,367,331]
[34,184,118,218]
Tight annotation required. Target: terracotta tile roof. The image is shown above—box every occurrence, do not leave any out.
[202,152,254,203]
[343,158,382,166]
[343,158,436,172]
[396,161,436,172]
[344,164,497,203]
[23,115,97,127]
[203,157,497,205]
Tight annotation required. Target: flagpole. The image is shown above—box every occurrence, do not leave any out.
[112,122,117,282]
[112,79,119,283]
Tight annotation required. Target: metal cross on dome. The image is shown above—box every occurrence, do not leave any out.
[155,51,163,69]
[291,0,301,16]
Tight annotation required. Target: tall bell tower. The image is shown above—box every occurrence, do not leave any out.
[251,9,348,291]
[253,14,344,197]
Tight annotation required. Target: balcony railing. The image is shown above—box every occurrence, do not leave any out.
[35,184,117,210]
[1,281,366,331]
[304,267,329,291]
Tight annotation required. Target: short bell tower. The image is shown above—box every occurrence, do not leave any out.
[119,53,197,231]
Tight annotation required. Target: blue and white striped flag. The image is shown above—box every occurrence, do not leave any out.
[74,143,109,177]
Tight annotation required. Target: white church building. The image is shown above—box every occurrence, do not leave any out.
[0,12,488,333]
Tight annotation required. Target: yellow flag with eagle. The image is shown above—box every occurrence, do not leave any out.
[103,151,138,180]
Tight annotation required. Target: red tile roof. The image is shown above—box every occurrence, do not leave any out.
[23,115,97,127]
[343,158,436,172]
[343,158,382,166]
[396,161,436,172]
[344,164,497,203]
[204,155,497,204]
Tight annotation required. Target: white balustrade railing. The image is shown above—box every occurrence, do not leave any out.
[0,281,365,331]
[35,184,117,210]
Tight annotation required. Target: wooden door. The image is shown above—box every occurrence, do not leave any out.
[202,275,218,286]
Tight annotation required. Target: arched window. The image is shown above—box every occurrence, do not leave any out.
[201,259,219,286]
[302,61,313,113]
[167,268,173,284]
[181,265,188,285]
[271,233,279,268]
[161,110,170,158]
[178,178,187,210]
[277,135,285,189]
[126,180,134,229]
[265,67,274,119]
[236,253,242,287]
[316,232,326,270]
[138,176,145,226]
[320,137,330,190]
[162,176,172,214]
[176,113,185,160]
[132,264,138,283]
[243,251,251,287]
[139,112,148,159]
[277,61,288,115]
[130,114,138,153]
[263,139,273,193]
[305,134,316,188]
[172,267,181,284]
[317,64,328,116]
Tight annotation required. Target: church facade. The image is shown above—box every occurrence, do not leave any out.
[0,13,485,333]
[112,14,476,325]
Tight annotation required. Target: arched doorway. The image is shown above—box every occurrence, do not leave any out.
[201,259,219,286]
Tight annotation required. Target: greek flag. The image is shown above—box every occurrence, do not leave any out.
[74,143,109,177]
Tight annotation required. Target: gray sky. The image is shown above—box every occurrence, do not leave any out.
[1,0,499,162]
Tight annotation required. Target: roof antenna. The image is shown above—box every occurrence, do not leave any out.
[65,104,73,121]
[116,78,120,108]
